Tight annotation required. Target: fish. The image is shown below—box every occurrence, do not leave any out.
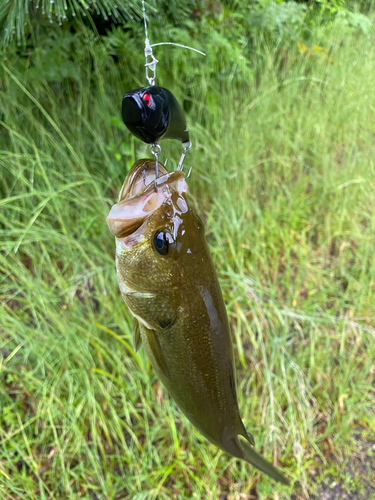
[106,159,290,485]
[121,86,190,146]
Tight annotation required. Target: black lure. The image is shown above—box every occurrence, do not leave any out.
[122,86,190,146]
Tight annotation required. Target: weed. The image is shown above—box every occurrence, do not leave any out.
[1,8,375,500]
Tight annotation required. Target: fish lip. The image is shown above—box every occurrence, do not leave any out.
[106,187,163,238]
[114,218,148,249]
[107,170,188,239]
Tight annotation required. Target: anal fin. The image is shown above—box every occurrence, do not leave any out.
[236,419,255,447]
[245,429,255,447]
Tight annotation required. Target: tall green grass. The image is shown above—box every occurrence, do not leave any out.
[1,18,375,500]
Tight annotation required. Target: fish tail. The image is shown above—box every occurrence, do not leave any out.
[225,435,290,485]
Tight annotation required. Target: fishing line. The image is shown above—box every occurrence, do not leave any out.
[141,0,206,86]
[142,0,148,41]
[150,43,206,56]
[121,0,206,184]
[142,0,158,86]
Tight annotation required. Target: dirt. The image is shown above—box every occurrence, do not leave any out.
[311,481,374,500]
[293,429,375,500]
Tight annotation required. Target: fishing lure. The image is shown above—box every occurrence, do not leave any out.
[120,9,199,179]
[122,86,190,147]
[122,84,191,177]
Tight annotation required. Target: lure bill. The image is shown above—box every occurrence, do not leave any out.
[106,160,290,485]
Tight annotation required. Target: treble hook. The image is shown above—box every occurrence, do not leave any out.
[177,141,192,172]
[150,143,161,188]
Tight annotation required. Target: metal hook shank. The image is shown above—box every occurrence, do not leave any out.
[177,141,192,171]
[150,143,161,188]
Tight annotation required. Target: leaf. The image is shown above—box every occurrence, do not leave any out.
[110,116,126,131]
[312,45,336,65]
[0,0,143,47]
[297,41,312,58]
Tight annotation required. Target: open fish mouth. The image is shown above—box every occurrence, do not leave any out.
[106,159,188,238]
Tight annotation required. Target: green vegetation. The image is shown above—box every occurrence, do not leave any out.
[1,1,375,499]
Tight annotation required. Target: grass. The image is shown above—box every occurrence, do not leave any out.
[1,15,375,500]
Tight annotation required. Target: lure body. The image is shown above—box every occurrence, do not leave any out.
[106,160,289,485]
[121,86,189,145]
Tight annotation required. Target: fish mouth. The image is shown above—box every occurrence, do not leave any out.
[106,159,188,238]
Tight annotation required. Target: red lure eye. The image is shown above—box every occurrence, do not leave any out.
[142,92,151,107]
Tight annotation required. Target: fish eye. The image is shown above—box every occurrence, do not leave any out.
[153,230,171,255]
[142,92,151,107]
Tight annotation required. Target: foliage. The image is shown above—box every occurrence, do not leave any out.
[249,1,308,42]
[1,5,375,498]
[336,8,373,35]
[316,0,346,14]
[0,0,373,50]
[0,0,142,46]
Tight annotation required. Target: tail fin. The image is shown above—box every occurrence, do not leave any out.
[226,435,290,485]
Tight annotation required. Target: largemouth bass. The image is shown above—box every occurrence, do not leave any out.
[107,159,289,485]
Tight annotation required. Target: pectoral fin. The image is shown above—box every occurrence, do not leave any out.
[132,317,142,353]
[144,327,170,378]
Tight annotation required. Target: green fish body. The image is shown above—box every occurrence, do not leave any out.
[107,159,289,485]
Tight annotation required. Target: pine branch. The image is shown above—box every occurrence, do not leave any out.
[0,0,145,47]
